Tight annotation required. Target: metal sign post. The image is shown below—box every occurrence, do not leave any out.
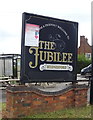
[90,2,93,105]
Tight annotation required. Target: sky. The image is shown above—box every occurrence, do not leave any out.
[0,0,92,54]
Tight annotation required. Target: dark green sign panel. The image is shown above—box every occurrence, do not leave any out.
[21,12,78,83]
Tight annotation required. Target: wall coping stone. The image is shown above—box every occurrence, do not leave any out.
[6,84,89,96]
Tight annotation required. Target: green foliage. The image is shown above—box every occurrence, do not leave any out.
[77,54,92,73]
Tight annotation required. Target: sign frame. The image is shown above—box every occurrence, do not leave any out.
[21,12,78,83]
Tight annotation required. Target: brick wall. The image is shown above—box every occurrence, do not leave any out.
[5,85,88,118]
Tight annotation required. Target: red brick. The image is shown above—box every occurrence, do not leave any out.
[33,101,42,105]
[6,86,88,118]
[59,96,67,100]
[78,36,92,55]
[44,97,53,101]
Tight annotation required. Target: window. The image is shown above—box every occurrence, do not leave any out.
[85,53,91,59]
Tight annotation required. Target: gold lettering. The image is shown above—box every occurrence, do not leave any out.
[46,51,53,62]
[62,53,67,62]
[54,52,57,62]
[29,47,39,68]
[68,53,73,63]
[50,42,56,50]
[44,41,50,49]
[29,45,73,69]
[40,51,46,61]
[39,41,56,50]
[57,52,62,62]
[39,41,44,49]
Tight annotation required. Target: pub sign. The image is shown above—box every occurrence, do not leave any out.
[21,12,78,83]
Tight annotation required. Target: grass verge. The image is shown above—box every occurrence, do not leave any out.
[26,105,91,119]
[0,103,92,119]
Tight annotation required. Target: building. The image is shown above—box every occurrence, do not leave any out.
[78,36,92,59]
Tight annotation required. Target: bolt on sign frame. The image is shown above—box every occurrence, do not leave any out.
[21,12,78,83]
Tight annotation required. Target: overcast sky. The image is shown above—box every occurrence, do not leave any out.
[0,0,92,54]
